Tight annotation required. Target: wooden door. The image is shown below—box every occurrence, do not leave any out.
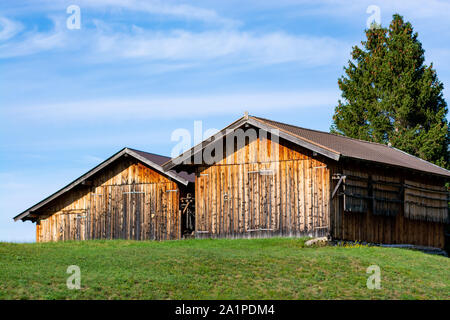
[311,165,329,235]
[248,170,274,232]
[195,171,211,237]
[87,188,105,240]
[122,185,145,240]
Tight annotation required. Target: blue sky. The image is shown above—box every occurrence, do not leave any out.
[1,0,450,242]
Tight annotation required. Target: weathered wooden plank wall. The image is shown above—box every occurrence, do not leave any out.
[36,158,182,242]
[404,179,448,223]
[330,162,447,248]
[195,134,330,238]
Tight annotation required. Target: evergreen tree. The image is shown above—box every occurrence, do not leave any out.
[331,14,449,168]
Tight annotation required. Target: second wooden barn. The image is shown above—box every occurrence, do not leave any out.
[163,114,450,249]
[14,148,194,242]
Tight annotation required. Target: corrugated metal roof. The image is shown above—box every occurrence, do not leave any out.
[253,116,450,178]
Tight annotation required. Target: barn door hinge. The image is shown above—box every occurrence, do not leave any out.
[166,189,178,193]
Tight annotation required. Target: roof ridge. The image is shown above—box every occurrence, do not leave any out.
[126,147,170,159]
[250,116,341,156]
[251,115,449,177]
[252,115,392,149]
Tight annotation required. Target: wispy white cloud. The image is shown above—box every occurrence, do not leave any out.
[4,90,339,122]
[1,0,238,27]
[79,0,239,27]
[0,17,67,58]
[240,0,450,19]
[0,0,239,58]
[92,28,348,65]
[0,17,23,41]
[0,15,349,68]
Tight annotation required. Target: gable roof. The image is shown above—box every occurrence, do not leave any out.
[163,114,450,178]
[14,148,194,222]
[253,116,450,178]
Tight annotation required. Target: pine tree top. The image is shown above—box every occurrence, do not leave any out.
[331,14,449,168]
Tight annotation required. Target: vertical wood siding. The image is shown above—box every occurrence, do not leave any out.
[330,163,447,248]
[195,135,330,238]
[36,158,181,242]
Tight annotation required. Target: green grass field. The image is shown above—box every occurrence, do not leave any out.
[0,238,448,300]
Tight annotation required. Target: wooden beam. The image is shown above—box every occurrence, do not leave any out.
[332,175,346,199]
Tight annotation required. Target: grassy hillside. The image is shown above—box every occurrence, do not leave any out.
[0,238,448,300]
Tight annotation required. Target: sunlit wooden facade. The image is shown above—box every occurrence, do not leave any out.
[15,148,194,242]
[165,115,449,248]
[16,115,450,249]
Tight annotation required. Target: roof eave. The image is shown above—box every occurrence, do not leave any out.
[340,155,450,180]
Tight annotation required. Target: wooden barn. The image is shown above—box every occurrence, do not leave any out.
[163,114,450,249]
[14,148,194,242]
